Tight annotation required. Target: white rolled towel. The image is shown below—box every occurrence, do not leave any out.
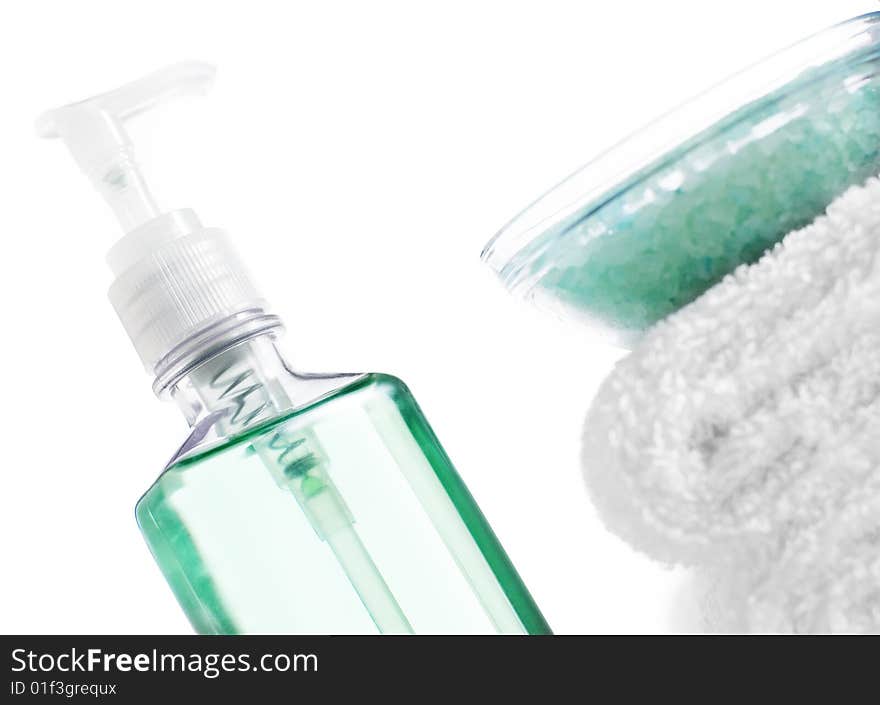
[582,176,880,631]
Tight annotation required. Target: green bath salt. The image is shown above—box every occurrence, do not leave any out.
[485,15,880,339]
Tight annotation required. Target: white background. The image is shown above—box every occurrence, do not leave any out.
[0,0,873,634]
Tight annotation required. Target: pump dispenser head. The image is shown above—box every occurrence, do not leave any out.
[38,63,279,391]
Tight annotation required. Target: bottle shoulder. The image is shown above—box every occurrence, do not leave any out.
[362,371,414,400]
[136,371,438,518]
[141,371,421,492]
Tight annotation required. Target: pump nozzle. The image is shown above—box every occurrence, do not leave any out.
[38,62,271,378]
[36,62,215,231]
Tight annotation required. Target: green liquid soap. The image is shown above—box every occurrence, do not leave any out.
[491,26,880,338]
[137,372,550,635]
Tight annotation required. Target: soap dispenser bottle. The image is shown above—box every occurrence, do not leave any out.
[38,63,549,635]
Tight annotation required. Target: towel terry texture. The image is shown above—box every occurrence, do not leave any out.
[583,176,880,633]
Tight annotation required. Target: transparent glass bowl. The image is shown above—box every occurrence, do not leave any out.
[482,12,880,345]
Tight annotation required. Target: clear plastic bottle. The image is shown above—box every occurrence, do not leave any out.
[39,64,549,635]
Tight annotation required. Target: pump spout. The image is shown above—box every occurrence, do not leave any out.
[37,61,267,377]
[36,62,215,231]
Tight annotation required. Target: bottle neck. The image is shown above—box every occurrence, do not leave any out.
[167,332,360,432]
[152,307,283,398]
[169,333,287,427]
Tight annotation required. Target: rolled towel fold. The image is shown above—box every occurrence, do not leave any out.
[583,176,880,631]
[698,480,880,633]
